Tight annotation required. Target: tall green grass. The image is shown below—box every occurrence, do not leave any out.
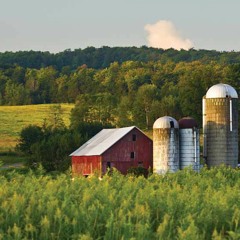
[0,166,240,239]
[0,104,74,152]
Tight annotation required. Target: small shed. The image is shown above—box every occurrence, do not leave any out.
[70,126,153,176]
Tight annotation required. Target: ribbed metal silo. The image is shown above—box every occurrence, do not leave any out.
[153,116,179,174]
[203,83,238,167]
[179,117,200,171]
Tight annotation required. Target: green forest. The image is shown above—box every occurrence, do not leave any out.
[1,47,240,129]
[2,46,240,172]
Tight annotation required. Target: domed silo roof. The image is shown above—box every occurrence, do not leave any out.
[153,116,179,129]
[179,117,198,129]
[206,83,238,98]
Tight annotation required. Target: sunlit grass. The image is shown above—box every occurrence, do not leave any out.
[0,104,74,153]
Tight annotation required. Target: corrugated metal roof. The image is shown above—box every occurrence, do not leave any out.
[70,126,136,156]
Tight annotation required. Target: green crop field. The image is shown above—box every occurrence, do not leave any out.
[0,104,74,152]
[0,166,240,239]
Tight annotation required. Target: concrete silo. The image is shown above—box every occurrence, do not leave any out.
[179,117,200,171]
[203,83,238,167]
[153,116,179,174]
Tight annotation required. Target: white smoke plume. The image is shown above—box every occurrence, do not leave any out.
[144,20,193,50]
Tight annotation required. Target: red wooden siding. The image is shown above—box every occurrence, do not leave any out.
[71,127,153,176]
[102,129,153,174]
[72,156,101,176]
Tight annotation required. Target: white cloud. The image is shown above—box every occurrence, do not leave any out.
[144,20,193,50]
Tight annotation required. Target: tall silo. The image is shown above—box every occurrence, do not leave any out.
[153,116,179,174]
[203,83,238,167]
[179,117,200,171]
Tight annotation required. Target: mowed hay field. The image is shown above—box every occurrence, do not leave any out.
[0,104,74,152]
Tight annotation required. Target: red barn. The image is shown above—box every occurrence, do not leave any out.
[70,126,153,176]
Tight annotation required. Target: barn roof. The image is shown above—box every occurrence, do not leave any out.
[70,126,146,156]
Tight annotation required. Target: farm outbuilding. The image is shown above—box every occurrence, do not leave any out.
[70,126,153,176]
[153,116,180,174]
[178,117,200,171]
[203,83,238,167]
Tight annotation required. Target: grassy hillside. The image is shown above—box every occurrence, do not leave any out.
[0,104,74,152]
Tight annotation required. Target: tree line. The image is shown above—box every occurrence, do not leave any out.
[1,59,240,128]
[1,47,240,70]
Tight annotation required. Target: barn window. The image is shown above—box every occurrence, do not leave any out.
[130,152,135,159]
[132,134,137,141]
[170,120,174,128]
[107,162,111,168]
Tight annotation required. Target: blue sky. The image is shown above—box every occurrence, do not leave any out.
[1,0,240,52]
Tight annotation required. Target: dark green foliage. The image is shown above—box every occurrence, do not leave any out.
[17,125,44,154]
[16,101,114,172]
[1,47,240,129]
[70,121,113,139]
[2,47,240,70]
[127,166,149,177]
[17,125,85,172]
[70,93,117,126]
[17,119,112,172]
[133,84,160,129]
[30,129,82,171]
